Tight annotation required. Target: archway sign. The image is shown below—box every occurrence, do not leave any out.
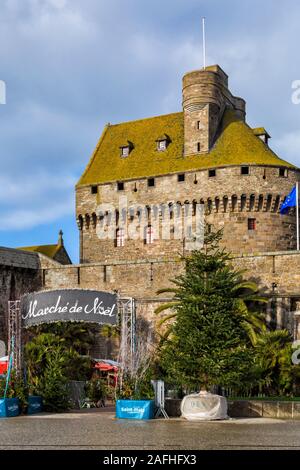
[21,289,117,327]
[8,289,131,375]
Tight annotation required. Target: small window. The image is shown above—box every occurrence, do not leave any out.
[208,169,216,178]
[91,185,98,194]
[197,142,201,152]
[197,121,201,130]
[117,182,124,191]
[248,218,256,230]
[241,166,249,175]
[148,178,155,187]
[116,228,125,247]
[178,173,185,182]
[207,224,212,234]
[121,146,129,157]
[279,168,288,178]
[145,225,155,244]
[157,140,167,151]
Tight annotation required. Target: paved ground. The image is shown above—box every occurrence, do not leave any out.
[0,408,300,450]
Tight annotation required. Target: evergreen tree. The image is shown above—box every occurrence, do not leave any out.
[158,229,259,391]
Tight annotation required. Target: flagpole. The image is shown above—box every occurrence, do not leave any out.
[202,17,206,70]
[297,181,299,251]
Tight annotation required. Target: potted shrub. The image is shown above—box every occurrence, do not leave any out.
[115,320,156,420]
[27,395,43,415]
[0,372,21,418]
[116,373,155,420]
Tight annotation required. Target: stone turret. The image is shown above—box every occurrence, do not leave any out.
[182,65,246,155]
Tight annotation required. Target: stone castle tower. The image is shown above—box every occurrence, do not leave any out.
[76,65,300,263]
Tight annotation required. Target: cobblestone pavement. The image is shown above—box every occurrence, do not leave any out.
[0,408,300,450]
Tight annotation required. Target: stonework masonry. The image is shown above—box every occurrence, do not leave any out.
[41,250,300,339]
[182,66,245,155]
[0,247,66,348]
[76,165,300,263]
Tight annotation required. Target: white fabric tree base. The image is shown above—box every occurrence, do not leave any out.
[181,391,228,421]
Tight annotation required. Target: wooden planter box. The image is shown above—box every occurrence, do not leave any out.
[116,399,155,420]
[0,398,20,418]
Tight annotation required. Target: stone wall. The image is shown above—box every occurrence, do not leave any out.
[76,165,300,263]
[40,250,300,338]
[165,398,300,419]
[0,247,43,348]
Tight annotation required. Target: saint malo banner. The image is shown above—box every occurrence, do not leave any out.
[21,289,117,327]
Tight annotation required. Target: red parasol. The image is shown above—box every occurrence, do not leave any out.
[94,362,118,372]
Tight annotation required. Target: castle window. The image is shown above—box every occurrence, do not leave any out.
[91,185,98,194]
[156,134,170,151]
[120,141,134,158]
[148,178,155,187]
[197,121,201,130]
[197,142,201,152]
[208,169,216,177]
[145,225,155,244]
[178,173,185,182]
[248,218,256,230]
[279,168,288,178]
[117,181,124,191]
[157,140,167,151]
[241,166,249,175]
[116,228,125,247]
[121,146,129,157]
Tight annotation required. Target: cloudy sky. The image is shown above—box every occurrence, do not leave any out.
[1,0,300,262]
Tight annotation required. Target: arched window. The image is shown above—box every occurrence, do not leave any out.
[116,228,125,247]
[145,225,155,245]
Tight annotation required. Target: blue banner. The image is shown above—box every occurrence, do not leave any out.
[116,400,154,420]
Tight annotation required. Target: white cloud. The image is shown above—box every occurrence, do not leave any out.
[273,132,300,167]
[0,198,73,231]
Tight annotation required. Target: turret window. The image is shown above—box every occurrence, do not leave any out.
[279,168,288,178]
[208,169,216,177]
[148,178,155,187]
[117,182,124,191]
[91,185,98,194]
[178,173,185,182]
[241,166,249,175]
[197,142,201,152]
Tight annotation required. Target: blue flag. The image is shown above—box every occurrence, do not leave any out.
[280,185,297,214]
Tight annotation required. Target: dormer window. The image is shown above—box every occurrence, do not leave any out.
[158,140,167,151]
[156,134,170,151]
[253,127,271,146]
[120,141,134,158]
[121,146,129,157]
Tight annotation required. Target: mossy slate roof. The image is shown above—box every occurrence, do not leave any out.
[78,110,296,186]
[18,244,60,259]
